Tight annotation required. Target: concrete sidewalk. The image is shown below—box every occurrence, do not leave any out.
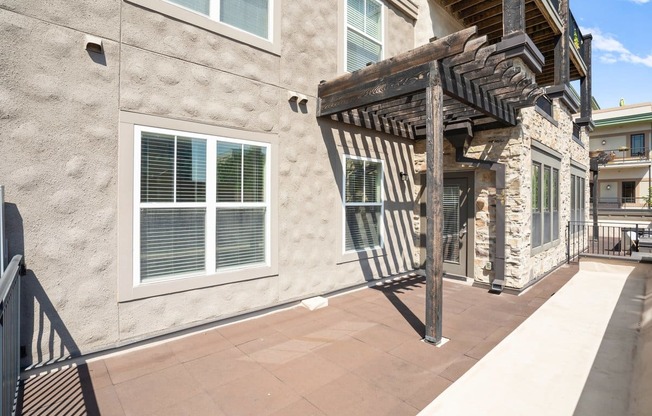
[420,258,650,416]
[18,266,577,416]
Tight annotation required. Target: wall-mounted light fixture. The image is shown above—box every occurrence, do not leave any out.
[85,35,104,54]
[399,172,409,182]
[602,140,606,145]
[606,184,611,190]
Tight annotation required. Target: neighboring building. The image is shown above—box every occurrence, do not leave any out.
[0,0,592,366]
[590,103,652,209]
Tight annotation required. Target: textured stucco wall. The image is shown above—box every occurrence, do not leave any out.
[413,0,463,47]
[2,0,421,365]
[0,7,121,363]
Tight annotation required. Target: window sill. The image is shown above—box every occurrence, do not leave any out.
[125,0,281,56]
[337,247,386,265]
[531,238,560,257]
[120,264,278,302]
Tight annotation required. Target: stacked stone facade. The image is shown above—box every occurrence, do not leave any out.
[414,100,589,290]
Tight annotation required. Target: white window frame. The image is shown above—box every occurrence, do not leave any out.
[341,155,385,254]
[133,125,271,288]
[344,0,385,72]
[165,0,273,41]
[126,0,281,55]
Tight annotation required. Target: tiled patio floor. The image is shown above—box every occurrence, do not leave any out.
[18,265,578,416]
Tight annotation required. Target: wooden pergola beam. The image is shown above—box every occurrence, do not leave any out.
[318,27,477,97]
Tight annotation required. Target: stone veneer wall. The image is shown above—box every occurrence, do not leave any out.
[413,99,589,290]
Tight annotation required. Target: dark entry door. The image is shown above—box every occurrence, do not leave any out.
[420,175,471,278]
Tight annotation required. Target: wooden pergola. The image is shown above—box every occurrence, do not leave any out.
[317,26,543,344]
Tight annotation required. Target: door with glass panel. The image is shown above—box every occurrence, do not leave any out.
[419,175,471,278]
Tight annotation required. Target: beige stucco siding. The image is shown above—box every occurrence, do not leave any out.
[413,0,464,46]
[0,8,121,357]
[2,0,421,364]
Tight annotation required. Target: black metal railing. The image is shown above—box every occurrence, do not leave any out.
[591,147,650,162]
[567,221,649,262]
[0,255,24,416]
[569,11,585,56]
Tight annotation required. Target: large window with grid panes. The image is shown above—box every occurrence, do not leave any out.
[167,0,271,39]
[346,0,383,72]
[343,155,384,252]
[532,148,560,252]
[135,125,270,284]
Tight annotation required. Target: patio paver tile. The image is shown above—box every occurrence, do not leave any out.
[143,392,225,416]
[403,374,453,409]
[352,323,416,352]
[104,343,180,385]
[351,353,435,401]
[438,356,479,382]
[94,385,125,416]
[183,346,262,391]
[313,337,385,370]
[208,367,301,416]
[266,352,347,395]
[304,372,384,415]
[269,398,326,416]
[113,364,202,416]
[167,329,233,363]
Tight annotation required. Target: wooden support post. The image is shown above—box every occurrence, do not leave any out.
[424,61,444,345]
[502,0,525,37]
[554,0,570,85]
[580,35,593,120]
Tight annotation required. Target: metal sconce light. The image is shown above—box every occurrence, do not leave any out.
[602,140,606,145]
[399,172,409,182]
[606,184,611,190]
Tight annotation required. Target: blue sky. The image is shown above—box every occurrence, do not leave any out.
[571,0,652,108]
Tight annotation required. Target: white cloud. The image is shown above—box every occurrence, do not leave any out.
[582,26,652,68]
[629,0,649,4]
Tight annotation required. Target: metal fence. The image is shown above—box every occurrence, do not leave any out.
[0,255,23,416]
[567,221,649,262]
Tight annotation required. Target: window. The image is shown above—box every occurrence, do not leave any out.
[570,168,586,229]
[167,0,271,39]
[346,0,383,72]
[135,126,270,284]
[343,156,383,252]
[622,181,636,204]
[631,134,645,157]
[532,148,560,251]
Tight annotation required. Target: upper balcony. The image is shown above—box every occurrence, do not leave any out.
[435,0,588,87]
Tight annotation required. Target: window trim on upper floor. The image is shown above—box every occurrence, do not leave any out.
[125,0,282,55]
[340,0,386,73]
[118,112,279,302]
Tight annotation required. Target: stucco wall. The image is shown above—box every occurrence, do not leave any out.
[413,0,463,47]
[1,0,420,365]
[0,7,121,362]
